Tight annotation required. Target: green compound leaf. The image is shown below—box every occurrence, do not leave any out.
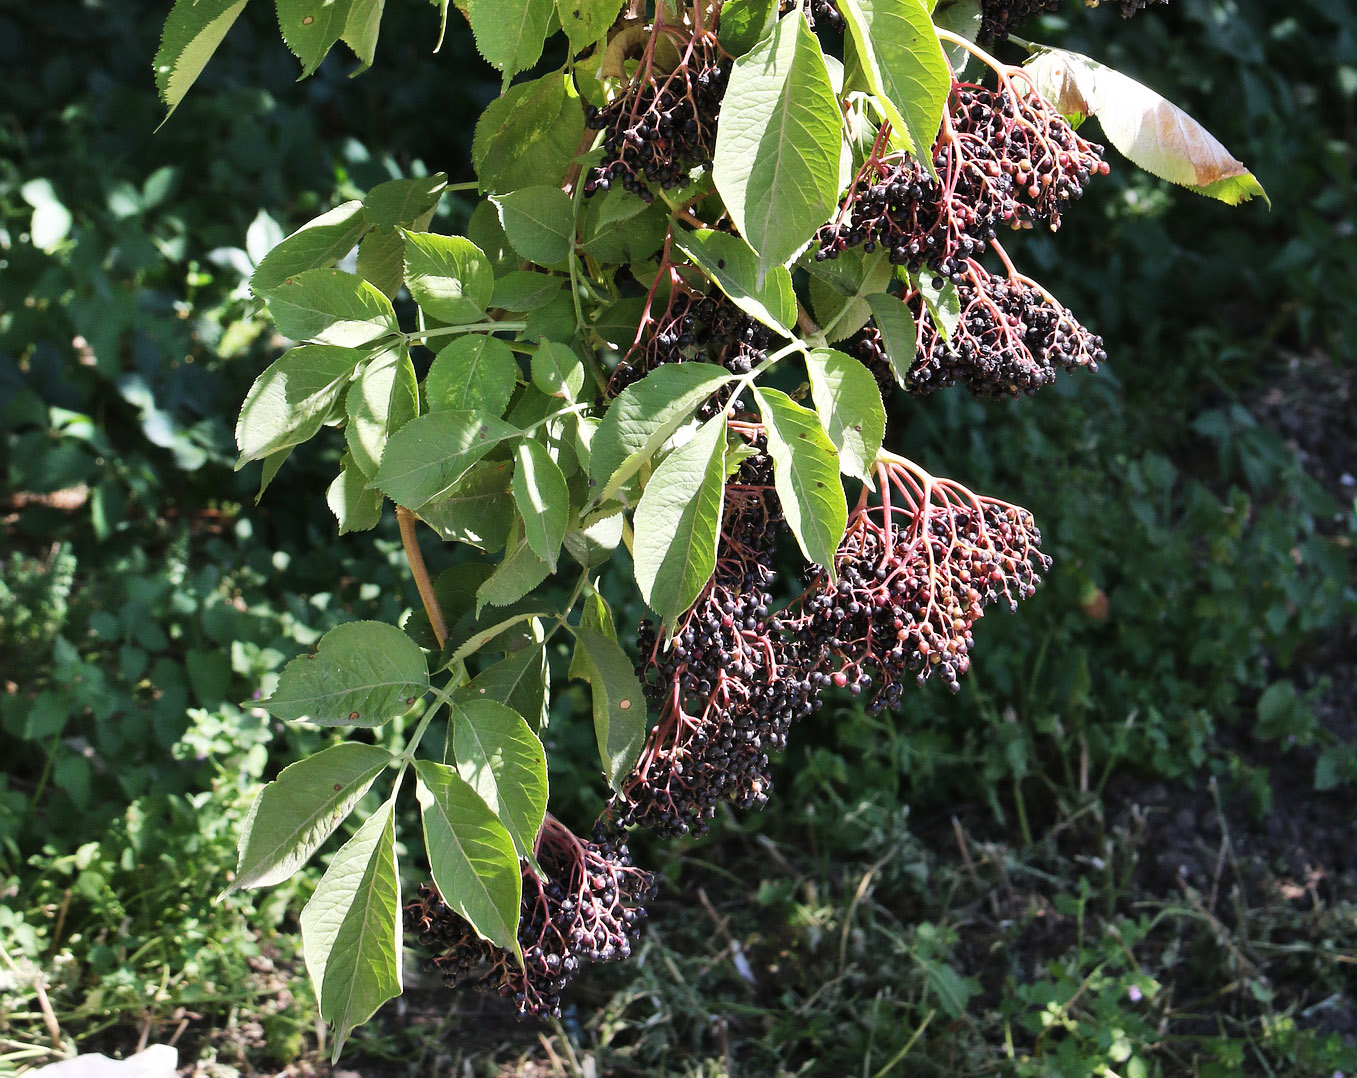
[449,700,548,860]
[275,0,354,78]
[753,387,846,573]
[227,742,393,893]
[236,344,364,466]
[341,0,385,68]
[473,71,585,194]
[491,271,567,314]
[632,414,727,627]
[413,761,523,961]
[265,620,429,726]
[864,293,919,387]
[491,186,575,267]
[804,246,893,342]
[372,410,521,508]
[417,460,515,551]
[251,201,370,298]
[837,0,950,160]
[713,12,843,280]
[300,799,401,1064]
[466,0,554,79]
[355,226,406,299]
[154,0,249,121]
[805,348,886,483]
[362,173,448,227]
[578,188,668,264]
[1024,47,1268,206]
[589,363,734,505]
[569,626,647,792]
[327,456,385,534]
[476,521,554,613]
[267,268,399,347]
[402,232,495,324]
[717,0,778,55]
[909,270,961,341]
[531,340,586,401]
[426,335,520,417]
[345,344,418,477]
[674,229,796,336]
[455,641,549,730]
[556,0,622,52]
[512,440,570,569]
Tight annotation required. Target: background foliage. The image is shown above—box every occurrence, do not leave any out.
[1,0,1353,1074]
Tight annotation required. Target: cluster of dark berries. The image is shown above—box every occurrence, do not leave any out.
[406,816,656,1018]
[609,281,771,420]
[785,457,1050,704]
[815,80,1107,275]
[607,446,817,836]
[611,282,772,396]
[582,33,728,203]
[906,257,1105,398]
[979,0,1166,42]
[779,0,846,32]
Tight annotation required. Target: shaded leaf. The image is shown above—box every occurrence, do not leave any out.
[632,414,727,626]
[449,700,548,859]
[268,268,399,347]
[864,293,918,386]
[417,460,515,551]
[806,348,886,482]
[753,386,846,572]
[266,621,429,727]
[228,742,393,893]
[300,799,401,1062]
[236,344,364,466]
[413,761,522,959]
[371,410,520,509]
[512,440,570,568]
[492,186,575,266]
[426,336,519,417]
[569,626,646,791]
[403,232,495,324]
[675,229,796,336]
[472,72,585,194]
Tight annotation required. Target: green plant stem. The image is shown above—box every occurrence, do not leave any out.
[402,321,527,344]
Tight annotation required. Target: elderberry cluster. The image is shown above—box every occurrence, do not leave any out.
[816,82,1107,275]
[405,817,655,1018]
[787,459,1050,706]
[582,36,728,203]
[608,451,817,835]
[779,0,845,32]
[905,259,1105,398]
[979,0,1166,43]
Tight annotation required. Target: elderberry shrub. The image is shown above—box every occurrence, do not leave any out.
[786,457,1050,708]
[607,446,817,836]
[906,258,1105,398]
[582,30,728,203]
[815,81,1107,276]
[405,816,656,1019]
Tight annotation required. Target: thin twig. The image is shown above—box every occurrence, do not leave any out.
[397,505,448,648]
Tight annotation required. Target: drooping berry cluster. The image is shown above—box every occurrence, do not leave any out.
[607,444,816,836]
[608,279,771,423]
[582,24,728,203]
[779,0,846,32]
[815,79,1108,275]
[406,815,656,1018]
[907,256,1105,398]
[978,0,1167,43]
[786,456,1050,706]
